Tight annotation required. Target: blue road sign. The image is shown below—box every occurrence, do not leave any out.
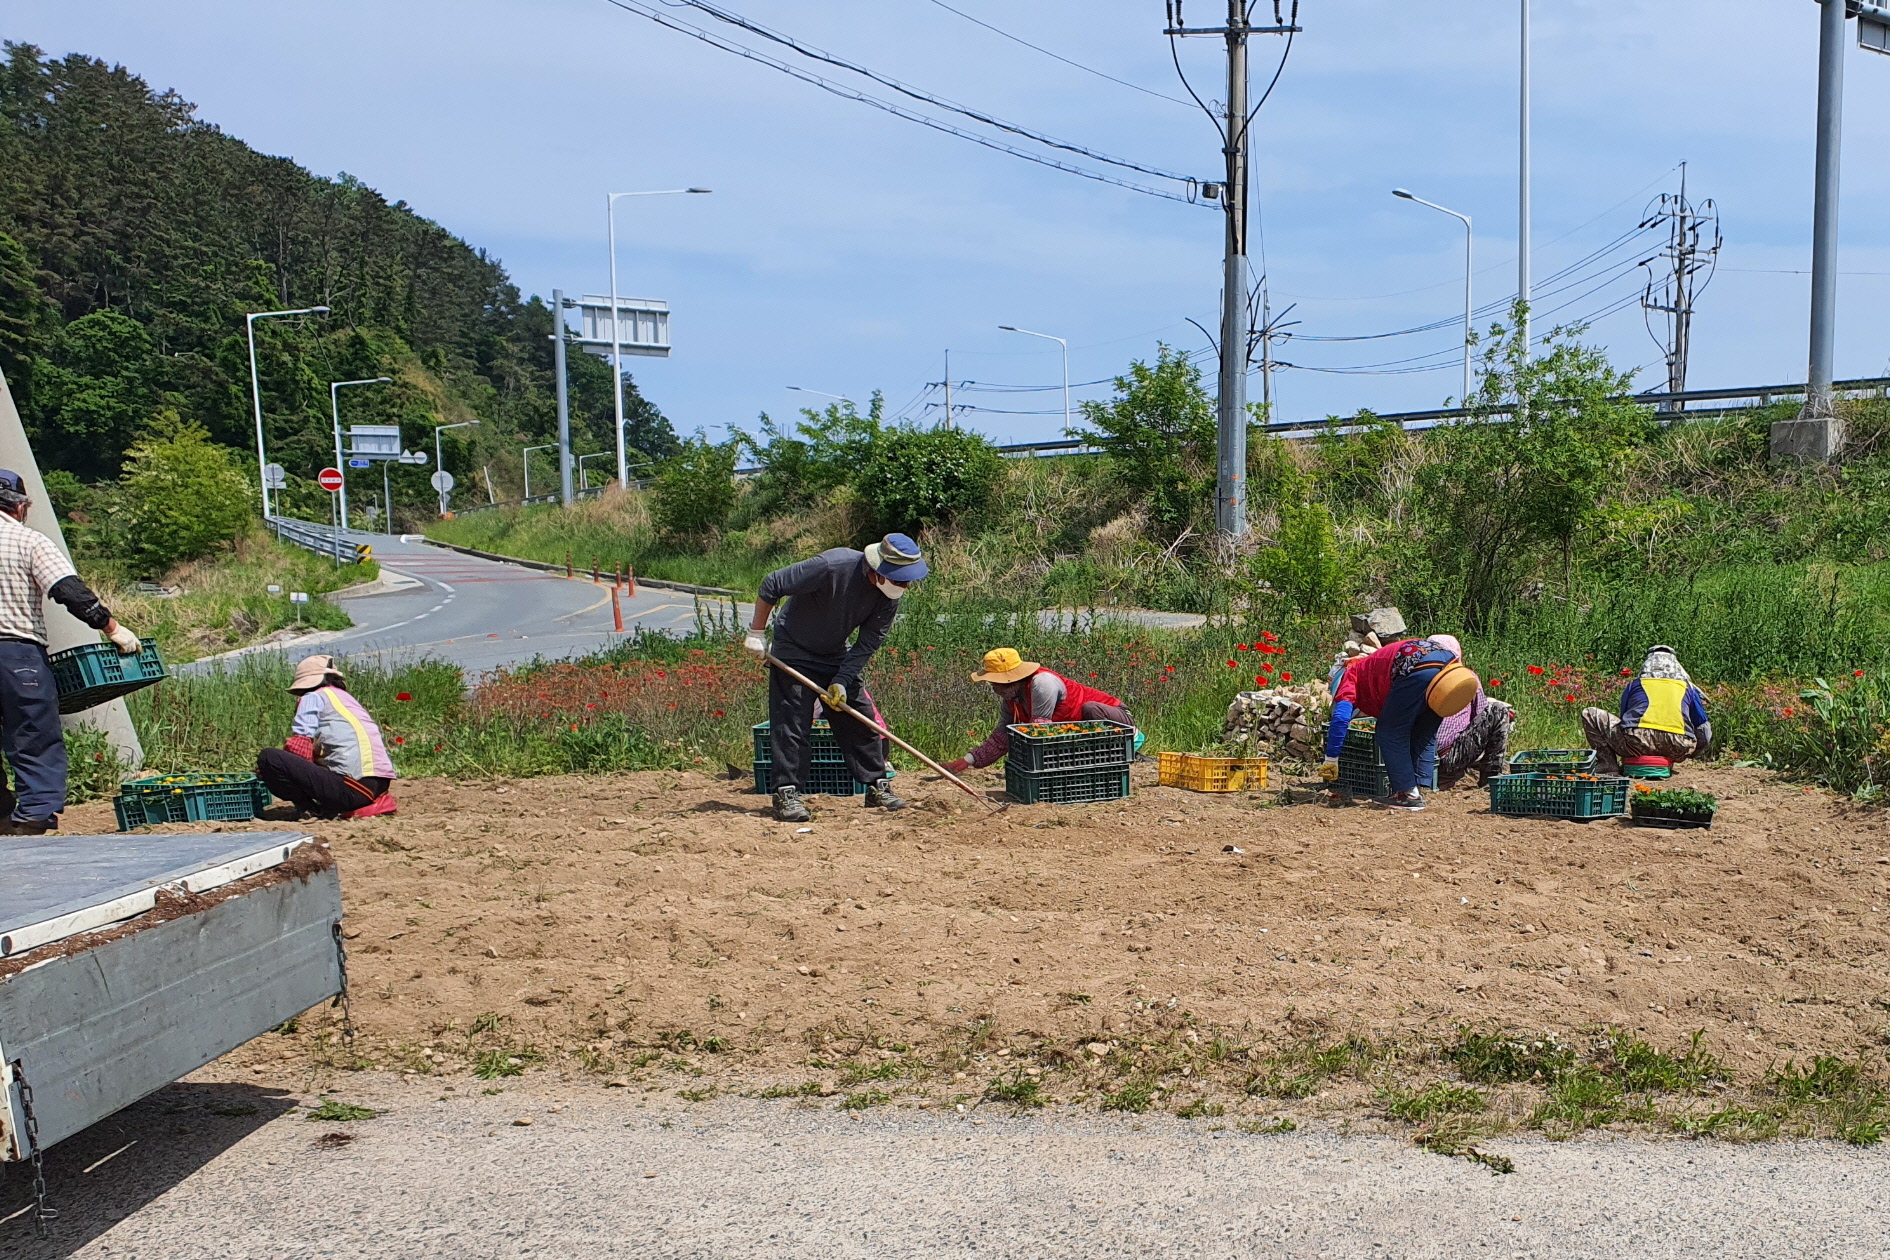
[347,458,371,469]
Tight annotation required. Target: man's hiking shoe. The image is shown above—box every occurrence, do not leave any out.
[864,778,907,811]
[773,787,811,823]
[350,792,399,819]
[1382,790,1425,812]
[3,815,56,835]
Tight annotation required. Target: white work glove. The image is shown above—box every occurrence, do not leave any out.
[107,623,141,655]
[1318,756,1340,782]
[743,629,767,655]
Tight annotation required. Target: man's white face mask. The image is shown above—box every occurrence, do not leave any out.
[873,573,909,600]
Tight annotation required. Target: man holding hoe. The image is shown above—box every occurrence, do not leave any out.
[745,533,928,823]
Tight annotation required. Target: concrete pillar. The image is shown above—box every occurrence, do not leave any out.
[0,366,144,768]
[1769,415,1846,462]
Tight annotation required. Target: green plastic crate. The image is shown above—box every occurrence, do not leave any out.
[1334,720,1433,796]
[1004,720,1135,773]
[751,720,853,766]
[1004,761,1131,805]
[1488,772,1630,820]
[1508,748,1598,775]
[113,773,272,830]
[49,638,167,714]
[751,761,895,796]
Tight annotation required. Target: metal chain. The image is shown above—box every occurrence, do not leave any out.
[11,1059,56,1235]
[330,921,355,1047]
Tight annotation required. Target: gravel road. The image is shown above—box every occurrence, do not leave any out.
[4,1077,1884,1259]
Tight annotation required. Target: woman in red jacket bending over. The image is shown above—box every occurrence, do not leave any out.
[1322,634,1478,812]
[944,647,1133,774]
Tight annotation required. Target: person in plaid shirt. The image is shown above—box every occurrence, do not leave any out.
[0,468,141,833]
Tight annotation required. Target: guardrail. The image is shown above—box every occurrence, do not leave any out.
[267,516,373,565]
[990,375,1890,456]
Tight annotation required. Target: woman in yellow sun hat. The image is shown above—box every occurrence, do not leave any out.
[943,648,1134,774]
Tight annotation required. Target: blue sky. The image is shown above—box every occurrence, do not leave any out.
[11,1,1890,444]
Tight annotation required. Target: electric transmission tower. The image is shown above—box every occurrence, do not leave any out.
[1638,164,1721,411]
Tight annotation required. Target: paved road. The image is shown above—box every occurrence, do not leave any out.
[212,533,745,677]
[3,1079,1884,1259]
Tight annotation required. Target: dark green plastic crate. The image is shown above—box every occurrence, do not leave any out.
[1335,720,1433,796]
[751,720,857,766]
[751,761,894,796]
[1004,720,1134,774]
[49,638,167,714]
[1004,761,1131,805]
[1488,772,1630,820]
[112,773,272,830]
[1508,748,1598,775]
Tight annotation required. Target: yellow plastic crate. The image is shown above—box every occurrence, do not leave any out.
[1158,752,1270,792]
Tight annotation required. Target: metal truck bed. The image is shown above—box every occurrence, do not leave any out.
[1,832,342,1160]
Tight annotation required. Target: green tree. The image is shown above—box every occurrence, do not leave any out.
[110,412,254,574]
[1251,503,1349,615]
[856,424,1002,535]
[1070,344,1217,540]
[649,435,738,538]
[28,310,165,477]
[1405,307,1651,630]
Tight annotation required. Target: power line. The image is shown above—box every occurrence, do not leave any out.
[923,0,1192,107]
[600,0,1199,203]
[663,0,1197,185]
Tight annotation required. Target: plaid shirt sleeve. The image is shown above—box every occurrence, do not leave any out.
[25,531,75,592]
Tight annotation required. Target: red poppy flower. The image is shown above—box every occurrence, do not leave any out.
[1488,678,1502,687]
[1564,695,1576,703]
[1281,671,1292,682]
[1783,708,1794,718]
[394,736,405,745]
[1262,631,1279,643]
[1855,670,1866,677]
[1255,675,1265,685]
[396,691,412,701]
[713,709,725,717]
[1237,644,1248,651]
[1089,672,1099,679]
[1527,665,1545,676]
[1227,660,1237,668]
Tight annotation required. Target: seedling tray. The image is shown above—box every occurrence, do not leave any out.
[50,638,167,714]
[1157,752,1270,792]
[750,761,895,796]
[1488,773,1630,821]
[1005,720,1135,774]
[1628,804,1714,830]
[1004,761,1130,806]
[113,773,272,830]
[1508,748,1598,775]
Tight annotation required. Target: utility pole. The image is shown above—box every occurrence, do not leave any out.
[1638,164,1721,410]
[1518,0,1531,350]
[943,350,953,430]
[1254,289,1298,422]
[553,289,573,505]
[1166,0,1299,540]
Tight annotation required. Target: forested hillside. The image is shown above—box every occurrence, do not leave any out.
[0,41,677,535]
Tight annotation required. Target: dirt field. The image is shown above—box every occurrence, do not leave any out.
[67,763,1890,1113]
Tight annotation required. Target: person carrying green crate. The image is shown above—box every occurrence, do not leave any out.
[1580,646,1712,775]
[255,654,398,819]
[0,469,140,834]
[745,534,927,823]
[942,648,1134,774]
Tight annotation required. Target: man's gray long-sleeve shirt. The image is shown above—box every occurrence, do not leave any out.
[757,547,897,684]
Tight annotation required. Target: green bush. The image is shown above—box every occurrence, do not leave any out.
[856,425,1001,534]
[650,437,738,538]
[1250,503,1349,615]
[1070,345,1217,541]
[109,413,254,575]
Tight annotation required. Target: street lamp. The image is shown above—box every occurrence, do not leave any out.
[608,187,711,487]
[577,451,609,491]
[786,385,855,405]
[330,376,391,534]
[248,305,330,516]
[1393,189,1475,405]
[435,419,479,516]
[999,326,1070,434]
[523,444,555,501]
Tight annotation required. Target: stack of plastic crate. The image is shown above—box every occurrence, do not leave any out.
[751,721,893,796]
[1003,720,1135,805]
[114,773,272,830]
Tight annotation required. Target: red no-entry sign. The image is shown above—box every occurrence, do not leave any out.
[317,467,345,492]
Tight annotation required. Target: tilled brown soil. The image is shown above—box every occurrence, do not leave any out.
[66,763,1890,1100]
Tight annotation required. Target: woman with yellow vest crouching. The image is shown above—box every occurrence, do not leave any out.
[1580,646,1713,775]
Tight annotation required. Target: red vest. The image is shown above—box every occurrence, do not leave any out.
[1003,669,1122,725]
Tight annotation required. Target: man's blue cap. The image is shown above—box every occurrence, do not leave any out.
[0,470,25,497]
[865,532,928,582]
